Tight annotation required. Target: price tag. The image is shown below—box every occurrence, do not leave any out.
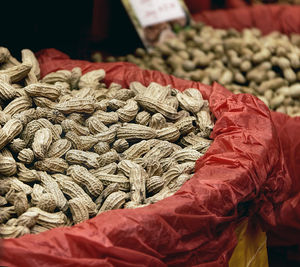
[122,0,191,49]
[129,0,186,27]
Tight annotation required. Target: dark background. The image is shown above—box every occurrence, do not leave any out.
[0,0,142,60]
[0,1,94,60]
[0,0,242,61]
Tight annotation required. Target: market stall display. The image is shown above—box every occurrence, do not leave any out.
[1,2,300,266]
[0,48,294,266]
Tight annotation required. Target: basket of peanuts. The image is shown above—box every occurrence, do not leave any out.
[0,48,290,266]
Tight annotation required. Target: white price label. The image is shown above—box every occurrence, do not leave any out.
[129,0,186,27]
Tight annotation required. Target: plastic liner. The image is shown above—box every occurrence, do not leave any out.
[265,113,300,247]
[191,5,300,261]
[193,4,300,35]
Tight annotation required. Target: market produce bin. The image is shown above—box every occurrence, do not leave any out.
[0,49,292,266]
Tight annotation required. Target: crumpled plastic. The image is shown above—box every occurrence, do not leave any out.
[265,113,300,256]
[192,4,300,263]
[193,4,300,35]
[0,49,295,266]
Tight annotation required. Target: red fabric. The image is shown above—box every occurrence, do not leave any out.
[264,113,300,264]
[226,0,249,8]
[184,0,212,13]
[193,4,300,35]
[0,49,297,266]
[180,0,248,13]
[265,113,300,247]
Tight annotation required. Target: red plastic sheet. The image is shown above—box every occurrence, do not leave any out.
[185,0,248,13]
[265,113,300,247]
[184,0,212,13]
[192,4,300,263]
[264,113,300,264]
[225,0,248,9]
[0,49,294,266]
[193,4,300,35]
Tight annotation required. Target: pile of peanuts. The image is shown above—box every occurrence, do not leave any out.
[98,23,300,117]
[0,47,213,238]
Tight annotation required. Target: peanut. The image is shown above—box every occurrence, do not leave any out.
[0,47,214,239]
[100,24,300,116]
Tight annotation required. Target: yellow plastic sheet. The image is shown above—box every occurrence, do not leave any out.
[229,219,268,267]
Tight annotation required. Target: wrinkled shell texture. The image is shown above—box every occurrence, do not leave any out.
[0,47,214,239]
[103,22,300,117]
